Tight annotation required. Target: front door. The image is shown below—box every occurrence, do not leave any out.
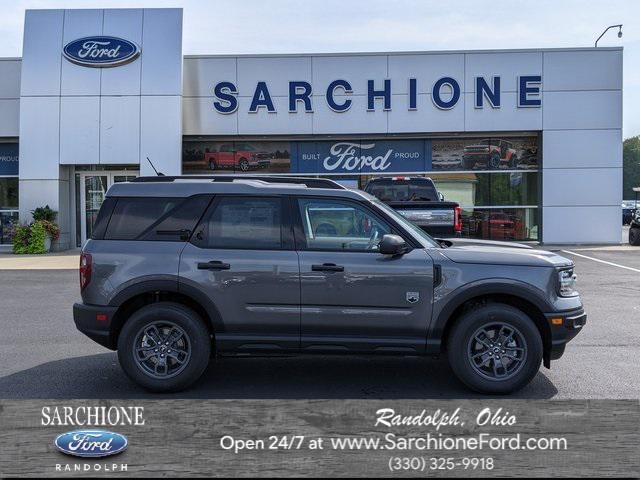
[294,197,434,354]
[178,195,300,352]
[79,172,137,244]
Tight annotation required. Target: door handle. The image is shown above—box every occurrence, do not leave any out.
[197,260,231,270]
[311,263,344,272]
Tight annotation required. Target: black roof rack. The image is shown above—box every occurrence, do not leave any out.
[131,175,346,189]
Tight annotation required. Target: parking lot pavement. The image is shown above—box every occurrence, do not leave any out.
[0,248,638,399]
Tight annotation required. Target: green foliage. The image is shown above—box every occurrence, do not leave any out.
[623,136,640,200]
[31,205,57,222]
[11,220,57,254]
[12,224,31,254]
[28,221,48,254]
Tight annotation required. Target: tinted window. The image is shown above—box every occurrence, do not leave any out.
[297,198,390,252]
[104,197,182,240]
[91,197,116,240]
[202,197,283,250]
[365,179,438,202]
[139,195,212,241]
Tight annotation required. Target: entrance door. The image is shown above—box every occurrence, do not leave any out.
[79,172,138,245]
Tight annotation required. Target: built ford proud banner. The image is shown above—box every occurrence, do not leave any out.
[290,140,432,174]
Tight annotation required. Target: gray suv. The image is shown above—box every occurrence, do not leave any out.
[74,176,586,394]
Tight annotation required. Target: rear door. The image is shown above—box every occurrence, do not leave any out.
[293,196,433,354]
[178,195,300,352]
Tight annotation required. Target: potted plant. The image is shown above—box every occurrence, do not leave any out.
[11,205,61,254]
[31,205,60,252]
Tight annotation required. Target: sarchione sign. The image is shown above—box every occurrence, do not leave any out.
[63,36,140,67]
[212,75,542,114]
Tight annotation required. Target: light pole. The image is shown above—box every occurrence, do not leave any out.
[595,24,622,47]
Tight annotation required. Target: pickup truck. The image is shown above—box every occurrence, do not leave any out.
[204,143,271,171]
[364,176,462,237]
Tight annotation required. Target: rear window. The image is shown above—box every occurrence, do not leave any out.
[365,180,438,202]
[101,196,211,241]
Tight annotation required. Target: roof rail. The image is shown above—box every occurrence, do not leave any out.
[131,175,347,189]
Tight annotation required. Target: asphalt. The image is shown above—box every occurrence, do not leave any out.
[0,246,638,399]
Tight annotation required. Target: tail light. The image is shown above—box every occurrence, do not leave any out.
[79,253,92,291]
[454,207,463,233]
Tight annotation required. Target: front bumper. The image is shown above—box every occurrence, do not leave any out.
[73,302,118,350]
[545,307,587,364]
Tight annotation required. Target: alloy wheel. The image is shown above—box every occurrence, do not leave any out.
[467,322,527,381]
[132,321,192,379]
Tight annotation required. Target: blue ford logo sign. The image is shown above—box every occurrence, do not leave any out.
[54,430,128,457]
[63,36,140,67]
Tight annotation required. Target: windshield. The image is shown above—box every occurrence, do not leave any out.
[370,199,441,248]
[365,181,438,202]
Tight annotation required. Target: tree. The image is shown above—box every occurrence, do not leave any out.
[623,136,640,200]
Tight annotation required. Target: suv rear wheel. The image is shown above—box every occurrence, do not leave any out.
[117,302,211,392]
[447,303,542,394]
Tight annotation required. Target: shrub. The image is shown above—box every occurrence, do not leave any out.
[12,224,31,254]
[11,220,57,254]
[31,205,57,223]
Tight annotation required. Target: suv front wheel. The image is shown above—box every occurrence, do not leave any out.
[117,302,211,392]
[447,303,542,394]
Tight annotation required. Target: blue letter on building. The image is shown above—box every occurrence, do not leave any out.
[249,81,276,113]
[408,78,417,110]
[432,77,460,110]
[518,75,542,107]
[326,79,352,112]
[367,79,391,110]
[213,81,238,114]
[475,76,501,108]
[289,81,313,112]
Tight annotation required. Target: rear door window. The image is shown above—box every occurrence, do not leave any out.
[103,196,211,241]
[194,196,286,250]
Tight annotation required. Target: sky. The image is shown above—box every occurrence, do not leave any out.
[0,0,637,138]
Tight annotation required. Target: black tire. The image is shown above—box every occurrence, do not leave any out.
[509,155,518,168]
[447,303,542,394]
[117,302,211,392]
[630,226,640,246]
[238,158,249,171]
[209,159,217,170]
[488,152,501,169]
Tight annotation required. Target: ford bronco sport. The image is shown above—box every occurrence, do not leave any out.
[74,176,586,394]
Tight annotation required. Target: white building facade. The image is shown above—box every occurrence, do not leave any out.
[0,8,623,249]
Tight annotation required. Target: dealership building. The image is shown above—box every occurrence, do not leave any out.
[0,8,623,250]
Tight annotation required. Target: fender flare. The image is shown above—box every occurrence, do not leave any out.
[108,277,225,333]
[426,279,554,353]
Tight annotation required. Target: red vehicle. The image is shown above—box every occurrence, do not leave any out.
[479,212,519,240]
[205,143,271,171]
[462,139,518,169]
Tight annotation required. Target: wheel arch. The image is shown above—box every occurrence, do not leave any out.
[428,281,553,367]
[108,280,224,348]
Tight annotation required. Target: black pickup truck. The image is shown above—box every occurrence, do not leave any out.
[364,176,462,237]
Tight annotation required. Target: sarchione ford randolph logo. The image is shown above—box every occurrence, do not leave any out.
[63,36,140,67]
[54,430,128,457]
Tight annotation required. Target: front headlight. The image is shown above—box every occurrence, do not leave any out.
[558,268,578,297]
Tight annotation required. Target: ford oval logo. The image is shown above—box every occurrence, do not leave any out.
[63,36,140,68]
[54,430,128,458]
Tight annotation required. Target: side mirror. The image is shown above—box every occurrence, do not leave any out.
[379,234,408,255]
[438,192,445,201]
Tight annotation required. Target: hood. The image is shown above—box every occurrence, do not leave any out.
[441,243,574,268]
[437,238,533,249]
